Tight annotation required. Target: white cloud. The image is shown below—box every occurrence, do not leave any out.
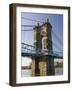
[21,57,32,66]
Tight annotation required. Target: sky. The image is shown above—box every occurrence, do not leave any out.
[21,12,63,67]
[21,12,63,52]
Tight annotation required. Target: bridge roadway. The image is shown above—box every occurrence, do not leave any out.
[21,51,63,59]
[21,43,63,59]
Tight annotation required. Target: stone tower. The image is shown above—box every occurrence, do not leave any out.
[32,23,42,76]
[41,18,55,75]
[31,19,55,76]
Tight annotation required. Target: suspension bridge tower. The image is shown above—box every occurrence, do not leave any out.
[41,18,55,75]
[32,23,42,76]
[31,18,55,76]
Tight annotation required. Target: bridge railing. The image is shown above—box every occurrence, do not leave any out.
[21,43,36,53]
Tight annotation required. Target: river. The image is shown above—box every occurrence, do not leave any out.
[21,67,63,77]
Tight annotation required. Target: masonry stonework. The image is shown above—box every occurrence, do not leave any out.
[31,18,55,76]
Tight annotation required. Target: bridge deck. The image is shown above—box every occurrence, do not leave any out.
[21,43,63,59]
[22,52,63,59]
